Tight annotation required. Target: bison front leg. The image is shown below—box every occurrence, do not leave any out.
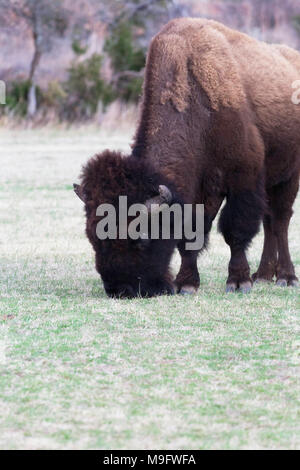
[219,185,266,293]
[175,243,200,295]
[175,204,223,294]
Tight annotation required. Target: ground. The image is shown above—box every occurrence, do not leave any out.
[0,128,299,450]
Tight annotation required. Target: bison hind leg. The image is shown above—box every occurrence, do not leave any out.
[252,213,278,283]
[271,174,299,287]
[253,173,299,287]
[218,179,266,293]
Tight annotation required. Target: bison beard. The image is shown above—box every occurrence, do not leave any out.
[74,18,300,298]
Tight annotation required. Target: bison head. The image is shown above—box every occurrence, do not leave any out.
[74,150,181,298]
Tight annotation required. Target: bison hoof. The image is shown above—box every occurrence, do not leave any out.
[253,277,272,284]
[226,281,252,294]
[179,285,197,295]
[276,278,299,288]
[252,271,275,283]
[239,281,252,294]
[225,282,237,293]
[276,279,288,287]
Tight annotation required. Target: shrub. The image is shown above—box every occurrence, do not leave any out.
[292,15,300,34]
[42,81,67,107]
[118,75,143,103]
[104,22,146,73]
[62,54,114,120]
[71,39,88,56]
[105,22,145,103]
[5,80,41,117]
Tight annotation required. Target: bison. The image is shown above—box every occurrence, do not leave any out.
[74,18,300,298]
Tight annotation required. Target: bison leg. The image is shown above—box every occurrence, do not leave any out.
[175,199,224,294]
[252,213,278,282]
[218,184,265,293]
[175,243,200,295]
[271,174,299,287]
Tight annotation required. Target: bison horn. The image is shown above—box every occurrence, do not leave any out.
[73,183,87,203]
[145,185,172,213]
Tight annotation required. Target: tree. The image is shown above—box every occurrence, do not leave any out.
[100,0,185,102]
[0,0,68,116]
[98,0,187,32]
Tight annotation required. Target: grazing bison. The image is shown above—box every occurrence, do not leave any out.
[74,18,300,298]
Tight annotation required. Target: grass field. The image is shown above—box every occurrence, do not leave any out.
[0,128,299,450]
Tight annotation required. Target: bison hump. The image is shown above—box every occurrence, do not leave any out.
[147,18,247,112]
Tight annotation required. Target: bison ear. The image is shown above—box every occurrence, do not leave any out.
[73,183,87,203]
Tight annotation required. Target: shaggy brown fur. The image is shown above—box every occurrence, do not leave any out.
[75,18,300,297]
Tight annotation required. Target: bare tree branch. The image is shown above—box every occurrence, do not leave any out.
[111,69,145,84]
[102,0,169,29]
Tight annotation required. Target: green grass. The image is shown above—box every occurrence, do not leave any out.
[0,128,299,449]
